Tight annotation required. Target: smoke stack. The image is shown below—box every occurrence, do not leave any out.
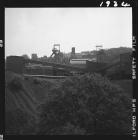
[72,47,75,54]
[71,47,75,59]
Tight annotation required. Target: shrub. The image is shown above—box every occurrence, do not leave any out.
[37,73,131,135]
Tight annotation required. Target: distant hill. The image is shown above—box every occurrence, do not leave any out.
[98,47,132,63]
[104,47,132,56]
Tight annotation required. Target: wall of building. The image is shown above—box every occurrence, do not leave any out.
[6,56,25,74]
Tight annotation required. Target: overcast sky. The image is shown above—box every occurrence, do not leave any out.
[5,8,132,57]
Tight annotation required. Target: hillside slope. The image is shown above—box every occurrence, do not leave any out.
[5,71,62,134]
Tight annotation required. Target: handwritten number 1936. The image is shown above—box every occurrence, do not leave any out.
[100,1,130,7]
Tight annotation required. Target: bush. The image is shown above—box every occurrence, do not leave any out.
[37,73,131,135]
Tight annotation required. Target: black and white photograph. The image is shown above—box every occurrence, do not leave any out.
[3,6,135,136]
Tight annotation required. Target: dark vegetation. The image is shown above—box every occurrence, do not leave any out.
[7,77,24,92]
[37,73,131,135]
[5,108,36,135]
[5,72,132,135]
[111,80,132,98]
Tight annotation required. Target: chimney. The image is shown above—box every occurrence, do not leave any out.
[71,47,75,59]
[72,47,75,55]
